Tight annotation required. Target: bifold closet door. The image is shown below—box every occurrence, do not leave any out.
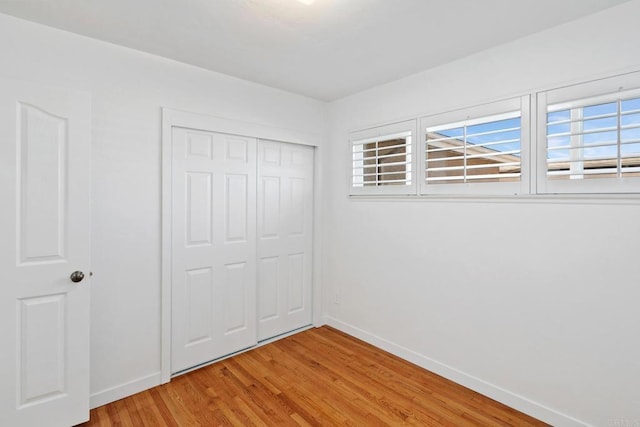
[257,141,314,341]
[171,127,257,374]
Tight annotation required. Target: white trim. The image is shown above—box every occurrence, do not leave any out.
[163,108,322,147]
[312,146,324,327]
[544,71,640,107]
[161,108,173,384]
[548,87,640,112]
[350,119,416,141]
[528,96,535,195]
[161,107,322,384]
[534,92,546,194]
[324,316,591,427]
[352,130,412,146]
[346,193,640,205]
[90,372,162,409]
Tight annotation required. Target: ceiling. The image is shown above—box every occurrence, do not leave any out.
[0,0,630,101]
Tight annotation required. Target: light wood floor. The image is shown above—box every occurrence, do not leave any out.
[79,326,547,426]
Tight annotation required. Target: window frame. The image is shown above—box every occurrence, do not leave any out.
[349,119,418,196]
[419,95,530,196]
[536,71,640,194]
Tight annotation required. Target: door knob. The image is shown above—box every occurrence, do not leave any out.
[70,271,85,283]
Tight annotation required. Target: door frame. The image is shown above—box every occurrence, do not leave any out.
[160,108,323,383]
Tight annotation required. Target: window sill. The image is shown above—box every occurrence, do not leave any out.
[347,193,640,205]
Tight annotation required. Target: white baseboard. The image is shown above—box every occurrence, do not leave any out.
[314,315,328,327]
[324,316,589,427]
[90,372,162,409]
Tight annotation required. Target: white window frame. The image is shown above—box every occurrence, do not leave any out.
[536,71,640,194]
[419,96,530,196]
[349,119,417,196]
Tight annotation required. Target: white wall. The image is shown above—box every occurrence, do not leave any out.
[0,13,326,407]
[325,2,640,426]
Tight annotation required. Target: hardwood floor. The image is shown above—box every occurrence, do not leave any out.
[80,326,547,426]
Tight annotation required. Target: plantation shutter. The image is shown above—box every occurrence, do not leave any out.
[350,120,417,195]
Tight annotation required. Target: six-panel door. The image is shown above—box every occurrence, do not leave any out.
[0,79,91,427]
[257,141,314,341]
[171,128,258,374]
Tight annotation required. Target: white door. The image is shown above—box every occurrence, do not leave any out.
[0,79,91,426]
[171,127,257,374]
[257,141,314,341]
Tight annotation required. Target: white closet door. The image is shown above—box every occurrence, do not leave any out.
[171,128,257,374]
[257,141,314,341]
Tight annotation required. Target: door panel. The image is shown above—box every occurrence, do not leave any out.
[224,174,248,242]
[0,79,91,427]
[186,172,212,246]
[185,267,213,345]
[257,141,314,341]
[261,177,280,238]
[223,262,249,333]
[19,103,67,263]
[258,257,279,321]
[287,253,305,313]
[171,128,257,374]
[19,294,66,404]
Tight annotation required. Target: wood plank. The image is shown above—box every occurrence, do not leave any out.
[78,326,548,427]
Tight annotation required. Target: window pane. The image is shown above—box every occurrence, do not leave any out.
[548,135,570,150]
[547,147,570,180]
[548,148,570,161]
[583,115,617,131]
[378,138,408,186]
[622,143,640,177]
[548,109,570,123]
[353,133,412,189]
[583,101,616,117]
[548,122,570,135]
[425,126,465,183]
[438,127,464,139]
[621,112,640,127]
[542,74,640,192]
[622,97,640,112]
[467,117,519,137]
[546,98,624,181]
[584,145,617,159]
[425,113,521,184]
[583,130,617,145]
[622,142,640,156]
[622,127,640,143]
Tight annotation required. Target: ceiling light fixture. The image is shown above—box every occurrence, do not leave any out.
[296,0,316,5]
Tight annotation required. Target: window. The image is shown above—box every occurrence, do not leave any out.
[420,96,529,195]
[350,120,417,195]
[348,71,640,198]
[537,72,640,194]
